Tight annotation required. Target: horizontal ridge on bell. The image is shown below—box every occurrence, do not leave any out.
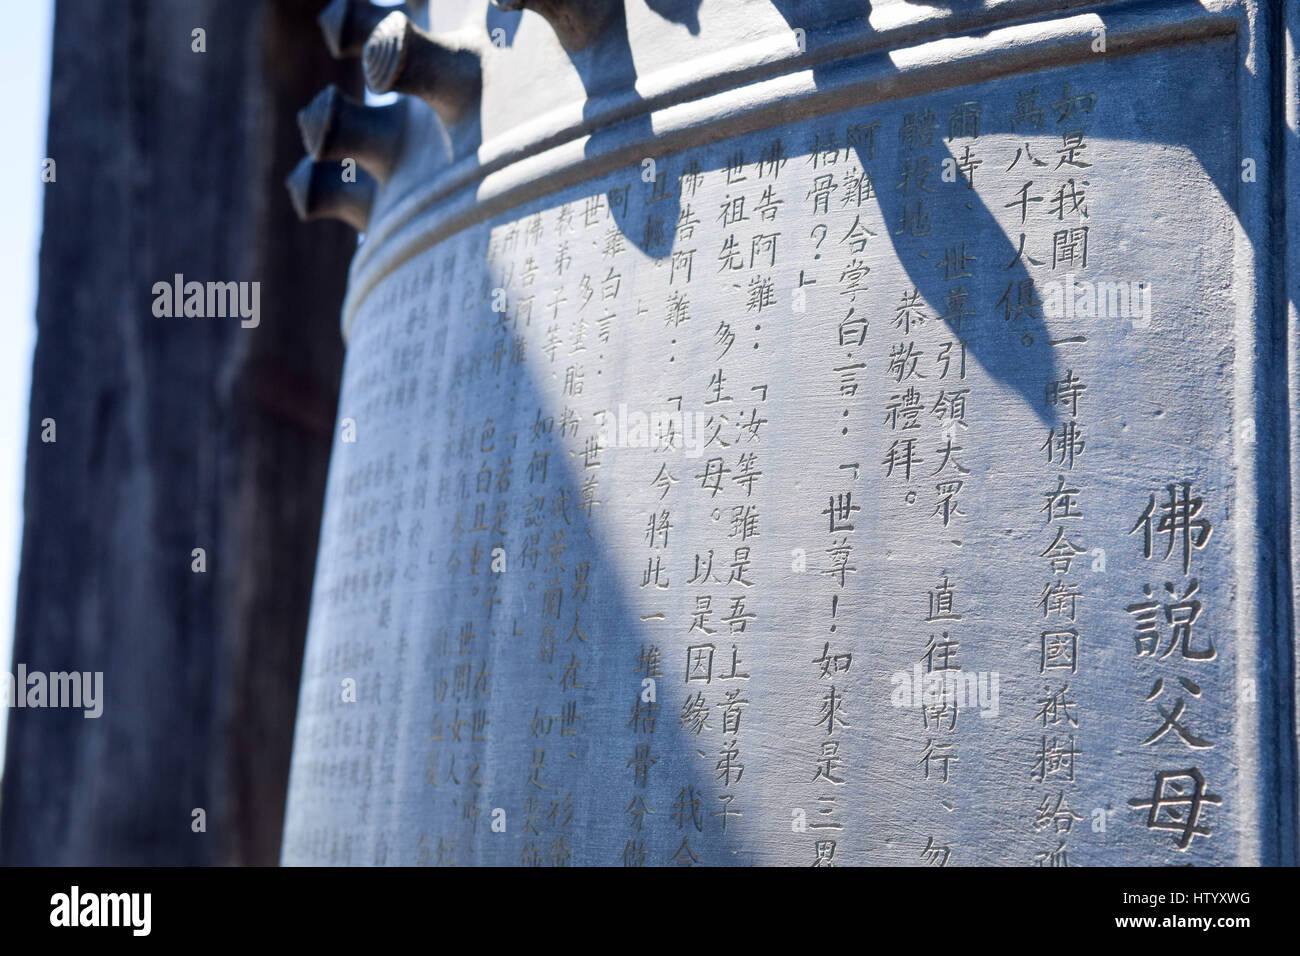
[297,84,403,182]
[362,10,481,125]
[285,156,376,233]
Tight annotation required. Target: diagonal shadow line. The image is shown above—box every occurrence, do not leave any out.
[439,272,752,864]
[542,0,1250,430]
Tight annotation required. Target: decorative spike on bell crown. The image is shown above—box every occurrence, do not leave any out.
[362,11,481,125]
[318,0,407,59]
[285,156,376,233]
[297,84,403,182]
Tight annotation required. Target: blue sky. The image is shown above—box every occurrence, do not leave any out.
[0,0,53,754]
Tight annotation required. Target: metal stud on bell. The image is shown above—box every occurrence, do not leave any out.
[362,10,482,125]
[285,156,376,232]
[298,84,403,183]
[318,0,409,59]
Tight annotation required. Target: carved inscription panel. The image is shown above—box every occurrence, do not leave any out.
[283,37,1245,866]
